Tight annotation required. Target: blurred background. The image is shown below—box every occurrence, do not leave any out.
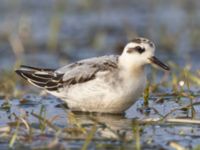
[0,0,200,71]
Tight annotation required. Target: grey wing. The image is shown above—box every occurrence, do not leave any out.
[16,55,119,92]
[56,55,119,86]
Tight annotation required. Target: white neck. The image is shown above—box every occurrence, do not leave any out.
[118,55,145,78]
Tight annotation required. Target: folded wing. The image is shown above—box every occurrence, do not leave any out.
[16,55,119,92]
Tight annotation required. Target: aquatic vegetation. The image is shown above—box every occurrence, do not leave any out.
[0,69,18,98]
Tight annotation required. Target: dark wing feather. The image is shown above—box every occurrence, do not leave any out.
[15,66,64,91]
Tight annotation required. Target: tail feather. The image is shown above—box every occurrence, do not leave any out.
[15,65,64,91]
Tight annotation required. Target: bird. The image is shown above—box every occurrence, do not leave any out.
[15,37,170,114]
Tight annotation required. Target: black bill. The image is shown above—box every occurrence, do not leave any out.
[149,56,170,71]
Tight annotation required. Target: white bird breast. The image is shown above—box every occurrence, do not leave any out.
[49,70,146,113]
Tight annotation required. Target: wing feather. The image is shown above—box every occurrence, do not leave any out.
[57,55,118,83]
[16,55,119,92]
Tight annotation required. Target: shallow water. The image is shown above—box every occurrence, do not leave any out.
[0,92,200,149]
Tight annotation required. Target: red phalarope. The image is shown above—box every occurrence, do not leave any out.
[16,37,170,113]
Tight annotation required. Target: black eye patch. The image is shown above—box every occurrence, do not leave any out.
[127,46,145,54]
[135,46,145,53]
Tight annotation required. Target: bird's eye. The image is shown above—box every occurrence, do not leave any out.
[135,46,145,54]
